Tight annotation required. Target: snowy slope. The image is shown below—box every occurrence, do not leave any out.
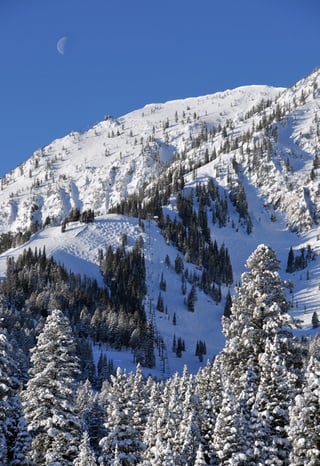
[0,84,282,233]
[0,205,319,377]
[1,68,320,376]
[0,215,227,376]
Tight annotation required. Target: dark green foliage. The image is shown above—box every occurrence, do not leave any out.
[176,191,194,226]
[1,247,102,320]
[286,246,295,273]
[68,207,81,222]
[0,245,154,370]
[156,293,165,313]
[99,241,155,364]
[229,182,249,221]
[175,337,185,357]
[172,312,177,325]
[187,285,197,311]
[62,207,95,231]
[159,272,167,291]
[112,178,233,294]
[174,254,184,274]
[164,254,171,267]
[286,245,314,273]
[0,230,32,255]
[223,290,232,318]
[163,186,233,288]
[312,311,319,329]
[195,340,207,362]
[99,240,146,315]
[95,353,115,390]
[80,208,95,223]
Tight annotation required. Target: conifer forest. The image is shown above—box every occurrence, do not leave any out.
[1,68,320,464]
[1,240,320,465]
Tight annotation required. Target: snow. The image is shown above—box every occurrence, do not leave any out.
[0,84,283,233]
[1,198,320,378]
[0,214,226,377]
[1,69,320,377]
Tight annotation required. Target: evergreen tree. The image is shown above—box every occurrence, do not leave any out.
[187,285,197,312]
[0,331,26,466]
[96,352,109,389]
[156,293,165,312]
[160,272,167,291]
[213,383,244,465]
[73,431,97,466]
[221,244,294,396]
[223,289,232,318]
[22,309,81,465]
[141,381,164,465]
[175,254,184,274]
[6,396,32,466]
[286,246,295,273]
[76,379,94,421]
[254,335,293,464]
[195,359,222,464]
[99,367,145,465]
[235,366,263,465]
[194,443,207,466]
[288,336,320,465]
[312,310,320,328]
[85,398,107,456]
[172,312,177,326]
[215,244,298,464]
[177,387,201,465]
[76,381,107,455]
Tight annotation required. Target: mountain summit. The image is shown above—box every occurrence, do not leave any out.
[1,69,320,236]
[1,69,320,375]
[0,83,284,233]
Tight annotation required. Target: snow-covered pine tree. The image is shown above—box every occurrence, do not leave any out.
[73,431,97,466]
[127,363,149,440]
[77,379,107,457]
[0,331,18,464]
[6,396,32,466]
[195,358,223,464]
[99,367,145,466]
[141,377,182,465]
[288,335,320,465]
[221,244,294,396]
[22,309,81,465]
[254,334,294,465]
[193,443,207,466]
[140,379,163,464]
[76,379,94,421]
[85,397,107,457]
[227,365,263,465]
[213,382,245,465]
[215,244,298,463]
[179,406,201,466]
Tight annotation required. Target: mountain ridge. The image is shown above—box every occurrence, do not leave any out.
[1,67,320,235]
[1,68,320,376]
[0,83,284,234]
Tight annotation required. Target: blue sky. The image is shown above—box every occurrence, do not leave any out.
[1,0,319,178]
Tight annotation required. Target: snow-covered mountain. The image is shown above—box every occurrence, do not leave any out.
[1,68,320,376]
[0,83,283,233]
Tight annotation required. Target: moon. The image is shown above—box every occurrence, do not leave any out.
[57,36,67,55]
